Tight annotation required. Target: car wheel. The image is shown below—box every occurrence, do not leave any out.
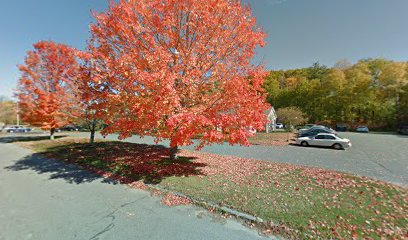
[301,141,309,147]
[333,143,342,150]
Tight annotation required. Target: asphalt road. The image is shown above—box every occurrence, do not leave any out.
[69,131,408,187]
[0,142,273,240]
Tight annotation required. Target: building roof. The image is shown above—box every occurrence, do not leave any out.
[264,107,277,120]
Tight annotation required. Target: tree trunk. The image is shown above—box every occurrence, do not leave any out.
[50,128,55,140]
[89,119,96,144]
[90,129,95,144]
[169,145,178,161]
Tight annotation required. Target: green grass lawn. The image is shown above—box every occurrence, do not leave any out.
[15,136,408,239]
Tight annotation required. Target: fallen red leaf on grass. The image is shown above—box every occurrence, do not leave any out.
[161,193,192,206]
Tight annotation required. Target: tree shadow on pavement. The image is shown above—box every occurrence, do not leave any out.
[0,135,67,143]
[5,142,206,185]
[5,153,116,184]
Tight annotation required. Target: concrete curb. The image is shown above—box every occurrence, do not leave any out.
[145,183,264,223]
[29,151,265,225]
[18,146,283,239]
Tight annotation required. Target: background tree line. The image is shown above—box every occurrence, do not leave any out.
[0,96,17,129]
[264,59,408,130]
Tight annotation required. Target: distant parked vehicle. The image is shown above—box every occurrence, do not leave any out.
[297,124,315,130]
[299,125,336,135]
[304,124,316,128]
[275,123,284,129]
[298,127,335,138]
[4,125,32,133]
[60,125,80,131]
[356,126,369,133]
[299,125,324,134]
[397,125,408,135]
[247,126,257,134]
[336,123,348,132]
[296,133,351,150]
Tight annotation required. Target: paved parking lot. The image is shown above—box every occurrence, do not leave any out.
[2,131,407,187]
[83,132,407,187]
[202,132,408,187]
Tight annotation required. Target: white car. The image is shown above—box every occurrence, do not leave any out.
[247,126,257,134]
[296,133,351,150]
[275,123,284,129]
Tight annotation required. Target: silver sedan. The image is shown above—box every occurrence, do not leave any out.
[296,133,352,150]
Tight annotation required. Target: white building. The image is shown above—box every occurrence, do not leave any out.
[265,107,277,133]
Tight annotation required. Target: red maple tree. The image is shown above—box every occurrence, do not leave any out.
[17,41,81,139]
[87,0,269,159]
[76,50,104,144]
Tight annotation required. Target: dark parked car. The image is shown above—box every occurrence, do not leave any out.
[299,125,335,134]
[298,127,335,138]
[297,124,316,130]
[59,125,80,131]
[398,125,408,135]
[336,123,348,132]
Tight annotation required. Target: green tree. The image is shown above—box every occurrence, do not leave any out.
[379,62,408,125]
[263,59,406,130]
[276,107,308,128]
[264,71,283,105]
[320,68,347,122]
[307,62,329,81]
[0,96,17,128]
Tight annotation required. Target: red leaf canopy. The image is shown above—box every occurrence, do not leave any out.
[17,41,81,130]
[88,0,269,148]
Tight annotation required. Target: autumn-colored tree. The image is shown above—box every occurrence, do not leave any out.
[0,96,17,128]
[76,51,104,144]
[276,107,307,128]
[17,41,81,139]
[379,62,407,124]
[87,0,268,160]
[265,59,408,130]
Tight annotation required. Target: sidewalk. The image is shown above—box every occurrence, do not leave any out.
[0,142,272,240]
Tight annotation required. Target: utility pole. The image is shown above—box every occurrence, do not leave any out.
[15,90,20,126]
[16,100,20,125]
